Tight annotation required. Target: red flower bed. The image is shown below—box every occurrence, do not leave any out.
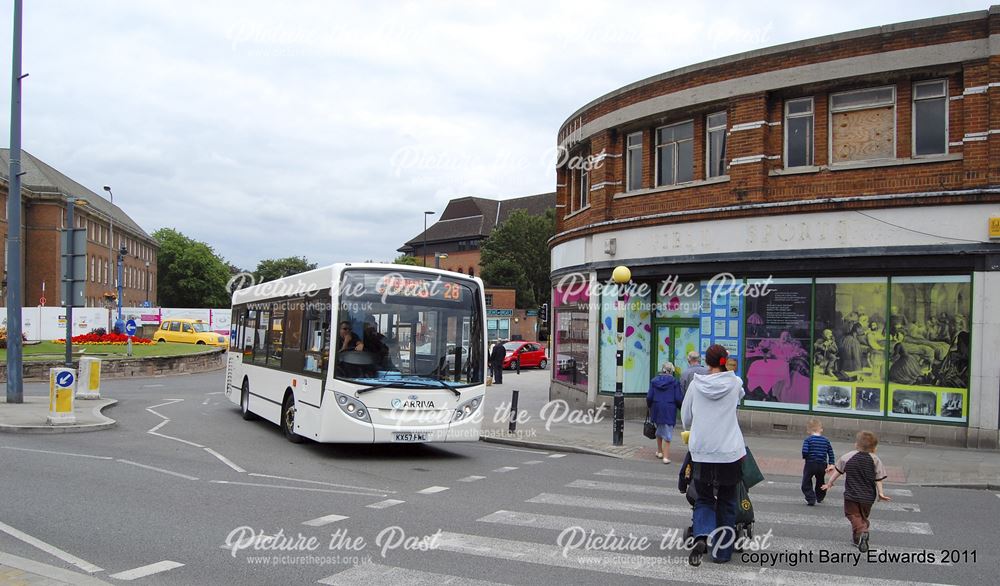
[54,333,154,345]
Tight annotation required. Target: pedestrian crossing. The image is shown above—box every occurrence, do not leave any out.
[312,459,964,585]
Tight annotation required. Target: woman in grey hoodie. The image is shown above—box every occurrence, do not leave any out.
[680,344,746,566]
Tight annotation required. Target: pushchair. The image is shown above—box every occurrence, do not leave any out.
[678,452,755,551]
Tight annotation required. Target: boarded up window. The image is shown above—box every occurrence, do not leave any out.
[832,106,894,162]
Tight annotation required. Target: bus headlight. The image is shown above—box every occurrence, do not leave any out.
[335,392,371,423]
[453,395,484,422]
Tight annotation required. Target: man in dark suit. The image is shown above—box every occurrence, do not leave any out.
[490,339,507,384]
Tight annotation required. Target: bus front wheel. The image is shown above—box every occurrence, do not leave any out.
[282,392,303,443]
[240,379,255,421]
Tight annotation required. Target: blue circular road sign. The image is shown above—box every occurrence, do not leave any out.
[125,319,138,336]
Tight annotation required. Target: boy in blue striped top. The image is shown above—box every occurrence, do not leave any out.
[802,418,835,505]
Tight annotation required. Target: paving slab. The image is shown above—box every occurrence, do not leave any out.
[0,396,117,434]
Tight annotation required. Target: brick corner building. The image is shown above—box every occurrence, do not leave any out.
[0,150,159,312]
[550,7,1000,448]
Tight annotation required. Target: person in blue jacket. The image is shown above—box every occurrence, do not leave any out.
[647,362,684,464]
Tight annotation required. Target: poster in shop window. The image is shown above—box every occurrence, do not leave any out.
[743,279,812,410]
[812,277,888,416]
[886,275,970,423]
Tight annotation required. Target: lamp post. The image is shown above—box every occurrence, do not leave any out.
[63,196,88,366]
[422,210,435,267]
[6,0,24,403]
[145,261,150,305]
[116,243,126,332]
[611,265,631,446]
[434,252,448,269]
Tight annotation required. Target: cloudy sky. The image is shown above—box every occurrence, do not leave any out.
[0,0,986,269]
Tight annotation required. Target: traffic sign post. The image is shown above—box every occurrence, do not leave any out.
[48,368,77,425]
[61,199,87,367]
[125,319,137,357]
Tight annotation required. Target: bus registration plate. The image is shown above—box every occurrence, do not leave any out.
[393,432,428,442]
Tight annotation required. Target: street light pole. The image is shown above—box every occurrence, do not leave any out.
[116,244,126,330]
[5,0,24,403]
[611,265,631,446]
[422,210,434,267]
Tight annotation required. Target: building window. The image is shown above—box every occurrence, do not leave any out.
[578,167,589,209]
[785,97,814,167]
[830,86,895,163]
[468,266,474,277]
[655,121,693,186]
[485,293,493,307]
[706,111,727,177]
[913,80,947,156]
[625,131,643,191]
[91,256,95,282]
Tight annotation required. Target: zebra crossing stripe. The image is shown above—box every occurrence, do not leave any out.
[367,499,406,509]
[458,476,487,482]
[432,532,952,586]
[477,510,950,566]
[318,563,507,585]
[302,514,349,527]
[526,493,933,534]
[568,480,920,512]
[593,469,914,497]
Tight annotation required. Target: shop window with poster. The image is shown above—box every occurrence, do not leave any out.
[553,283,590,389]
[886,276,971,423]
[743,279,812,410]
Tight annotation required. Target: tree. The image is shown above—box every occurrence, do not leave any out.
[153,228,232,308]
[392,254,422,266]
[253,256,318,283]
[479,209,555,308]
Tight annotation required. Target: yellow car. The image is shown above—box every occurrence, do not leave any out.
[154,318,228,346]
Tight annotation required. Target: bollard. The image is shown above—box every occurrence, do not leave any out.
[508,389,520,434]
[516,357,521,375]
[76,357,102,399]
[48,368,77,425]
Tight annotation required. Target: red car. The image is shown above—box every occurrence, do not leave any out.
[501,341,547,370]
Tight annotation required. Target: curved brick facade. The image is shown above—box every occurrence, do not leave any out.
[549,8,1000,449]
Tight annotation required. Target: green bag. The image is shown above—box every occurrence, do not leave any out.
[735,480,755,526]
[741,446,764,489]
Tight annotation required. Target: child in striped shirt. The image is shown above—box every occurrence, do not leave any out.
[801,418,835,505]
[822,431,892,552]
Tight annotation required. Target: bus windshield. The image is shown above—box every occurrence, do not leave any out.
[334,269,484,387]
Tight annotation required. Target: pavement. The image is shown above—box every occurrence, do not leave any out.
[0,395,117,434]
[481,368,1000,488]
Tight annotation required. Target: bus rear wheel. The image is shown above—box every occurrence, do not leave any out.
[282,393,303,443]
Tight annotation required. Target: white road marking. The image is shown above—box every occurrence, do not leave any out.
[145,399,183,419]
[206,391,224,395]
[141,384,164,388]
[147,420,168,434]
[996,493,1000,499]
[0,520,103,574]
[117,459,199,481]
[478,510,951,566]
[493,466,518,473]
[417,486,449,494]
[203,448,246,473]
[318,563,507,585]
[526,493,933,534]
[147,430,205,448]
[432,532,953,586]
[247,472,393,494]
[302,514,349,527]
[366,499,405,509]
[202,397,211,405]
[1,446,112,460]
[567,479,921,512]
[109,560,184,581]
[472,444,550,455]
[548,454,567,458]
[523,460,543,465]
[595,469,915,497]
[211,480,385,496]
[458,475,486,482]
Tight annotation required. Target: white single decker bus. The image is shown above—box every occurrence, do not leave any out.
[225,263,486,443]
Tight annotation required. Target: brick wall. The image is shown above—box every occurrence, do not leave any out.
[554,10,999,246]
